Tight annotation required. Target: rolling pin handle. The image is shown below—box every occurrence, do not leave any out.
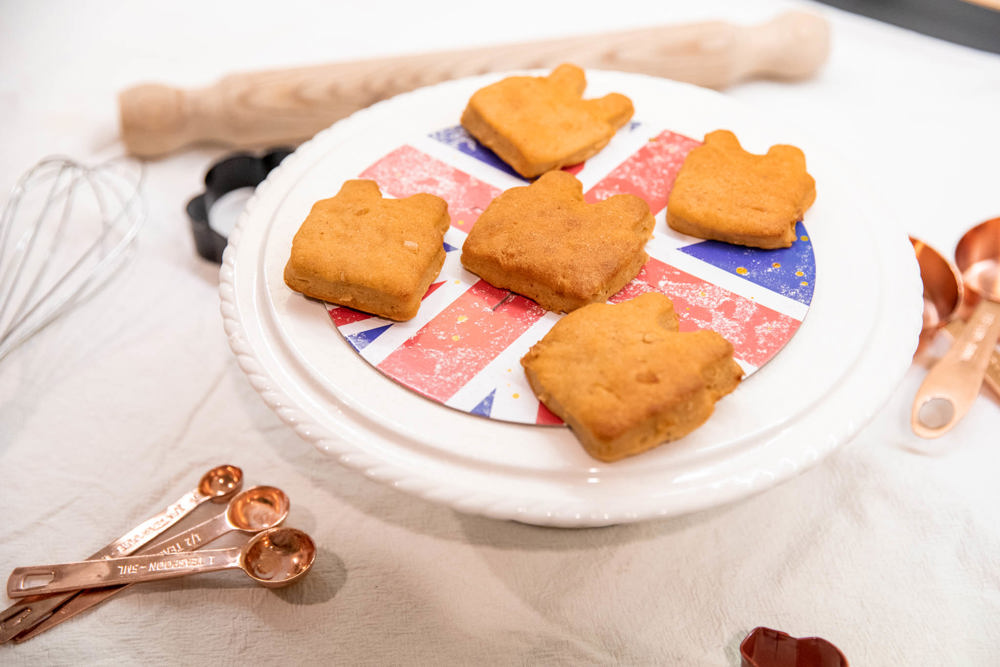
[119,84,194,159]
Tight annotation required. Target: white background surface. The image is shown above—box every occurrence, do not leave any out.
[1,0,999,664]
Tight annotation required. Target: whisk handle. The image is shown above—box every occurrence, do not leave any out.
[118,10,828,158]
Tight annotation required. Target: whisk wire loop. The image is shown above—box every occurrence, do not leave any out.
[0,156,146,363]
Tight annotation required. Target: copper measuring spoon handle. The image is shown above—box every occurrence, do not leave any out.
[7,528,315,595]
[13,486,290,643]
[8,549,245,595]
[944,320,1000,397]
[0,464,243,644]
[911,299,1000,438]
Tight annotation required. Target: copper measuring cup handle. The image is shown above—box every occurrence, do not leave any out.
[912,299,1000,437]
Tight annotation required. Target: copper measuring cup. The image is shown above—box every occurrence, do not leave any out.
[912,218,1000,438]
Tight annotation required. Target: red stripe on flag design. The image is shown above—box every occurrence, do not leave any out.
[536,402,564,426]
[329,307,372,327]
[584,130,701,213]
[612,258,801,367]
[377,280,547,403]
[359,145,502,231]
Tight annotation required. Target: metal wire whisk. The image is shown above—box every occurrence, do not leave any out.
[0,156,146,363]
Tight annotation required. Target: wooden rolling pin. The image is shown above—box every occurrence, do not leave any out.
[119,10,829,158]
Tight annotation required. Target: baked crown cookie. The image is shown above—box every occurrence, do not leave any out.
[460,63,634,178]
[461,170,654,313]
[666,130,816,249]
[284,179,449,321]
[521,292,744,462]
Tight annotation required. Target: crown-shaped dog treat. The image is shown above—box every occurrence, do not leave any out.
[461,170,654,313]
[284,179,449,321]
[521,292,744,462]
[461,63,634,178]
[666,130,816,249]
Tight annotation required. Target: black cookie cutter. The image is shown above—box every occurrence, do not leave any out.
[185,147,294,263]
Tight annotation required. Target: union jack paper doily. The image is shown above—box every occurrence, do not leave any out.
[222,71,921,526]
[331,122,815,425]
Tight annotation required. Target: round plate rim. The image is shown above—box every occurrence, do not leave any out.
[220,69,923,527]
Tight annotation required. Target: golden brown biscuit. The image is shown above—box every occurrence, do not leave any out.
[666,129,816,249]
[284,180,449,321]
[461,170,654,313]
[460,63,634,178]
[521,292,743,462]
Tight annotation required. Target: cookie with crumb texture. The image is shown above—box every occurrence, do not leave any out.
[666,129,816,249]
[284,179,449,321]
[461,63,634,178]
[521,292,744,462]
[460,170,654,313]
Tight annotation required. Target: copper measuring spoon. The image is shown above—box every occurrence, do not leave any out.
[7,527,316,596]
[12,485,290,642]
[0,464,243,644]
[912,218,1000,437]
[911,236,1000,393]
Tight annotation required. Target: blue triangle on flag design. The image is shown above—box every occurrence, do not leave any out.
[346,324,392,351]
[470,389,496,417]
[428,125,520,177]
[677,221,816,306]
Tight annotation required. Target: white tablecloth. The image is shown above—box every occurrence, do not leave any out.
[2,1,999,664]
